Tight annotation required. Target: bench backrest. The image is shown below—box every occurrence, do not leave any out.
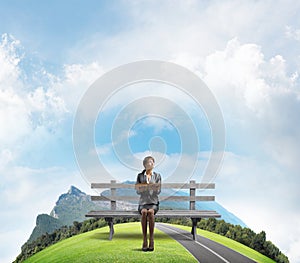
[91,180,216,211]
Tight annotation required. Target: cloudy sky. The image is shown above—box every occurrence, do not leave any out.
[1,1,300,262]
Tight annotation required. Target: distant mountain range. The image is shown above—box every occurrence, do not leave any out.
[27,185,246,243]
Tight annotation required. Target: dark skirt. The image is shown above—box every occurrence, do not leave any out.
[138,204,159,215]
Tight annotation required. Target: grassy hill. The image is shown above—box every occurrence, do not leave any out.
[23,222,274,263]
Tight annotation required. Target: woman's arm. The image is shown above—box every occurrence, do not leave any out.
[153,173,161,195]
[135,174,147,194]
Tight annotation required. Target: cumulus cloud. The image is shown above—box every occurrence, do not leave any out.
[0,34,104,262]
[285,25,300,42]
[215,152,300,262]
[0,34,22,86]
[204,39,268,114]
[203,38,300,185]
[0,35,66,152]
[0,89,31,146]
[204,38,300,164]
[0,33,106,166]
[68,0,300,70]
[202,39,300,262]
[52,62,104,111]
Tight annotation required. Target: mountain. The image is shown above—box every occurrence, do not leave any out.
[27,184,246,244]
[28,214,63,242]
[49,186,102,226]
[27,186,104,243]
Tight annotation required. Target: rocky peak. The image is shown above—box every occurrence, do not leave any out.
[55,185,86,205]
[67,185,86,196]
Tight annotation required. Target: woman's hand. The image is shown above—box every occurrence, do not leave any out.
[149,183,160,191]
[135,183,148,193]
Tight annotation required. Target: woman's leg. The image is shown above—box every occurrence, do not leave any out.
[147,209,155,251]
[141,208,148,251]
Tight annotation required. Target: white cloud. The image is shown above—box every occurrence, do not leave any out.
[287,234,300,263]
[0,89,31,146]
[140,116,174,134]
[68,0,300,69]
[285,25,300,42]
[204,38,269,114]
[215,152,300,262]
[0,34,105,262]
[0,149,14,169]
[96,143,113,156]
[0,34,106,169]
[0,34,22,87]
[0,228,28,263]
[0,34,68,152]
[52,62,104,112]
[204,38,300,162]
[199,38,300,261]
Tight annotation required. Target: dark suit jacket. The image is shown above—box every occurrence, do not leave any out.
[135,170,161,205]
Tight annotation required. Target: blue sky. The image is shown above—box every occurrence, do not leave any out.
[0,1,128,63]
[1,1,300,262]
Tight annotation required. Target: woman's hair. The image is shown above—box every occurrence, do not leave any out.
[143,156,155,167]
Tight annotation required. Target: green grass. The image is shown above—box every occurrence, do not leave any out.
[174,224,275,263]
[24,222,275,263]
[23,222,197,263]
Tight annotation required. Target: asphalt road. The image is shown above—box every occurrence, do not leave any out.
[156,223,257,263]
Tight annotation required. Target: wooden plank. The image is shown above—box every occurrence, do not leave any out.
[91,195,215,202]
[163,196,215,201]
[91,183,215,189]
[92,183,135,189]
[86,211,139,217]
[91,196,139,201]
[91,195,111,201]
[164,183,215,189]
[86,210,221,218]
[86,214,221,218]
[87,209,219,213]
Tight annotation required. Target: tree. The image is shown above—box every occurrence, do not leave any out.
[215,220,229,236]
[250,231,266,254]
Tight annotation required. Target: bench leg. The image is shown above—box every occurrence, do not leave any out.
[105,217,114,240]
[191,218,200,241]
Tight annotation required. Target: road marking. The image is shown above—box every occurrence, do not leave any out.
[157,224,230,263]
[195,240,230,263]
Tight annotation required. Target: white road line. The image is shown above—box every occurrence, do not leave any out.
[157,224,230,263]
[195,240,230,263]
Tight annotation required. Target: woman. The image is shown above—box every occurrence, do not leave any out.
[135,156,161,252]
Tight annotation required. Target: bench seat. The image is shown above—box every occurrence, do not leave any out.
[86,209,221,240]
[86,209,220,218]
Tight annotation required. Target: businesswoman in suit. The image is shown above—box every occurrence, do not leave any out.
[135,156,161,252]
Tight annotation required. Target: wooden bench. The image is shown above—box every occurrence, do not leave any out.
[86,180,221,241]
